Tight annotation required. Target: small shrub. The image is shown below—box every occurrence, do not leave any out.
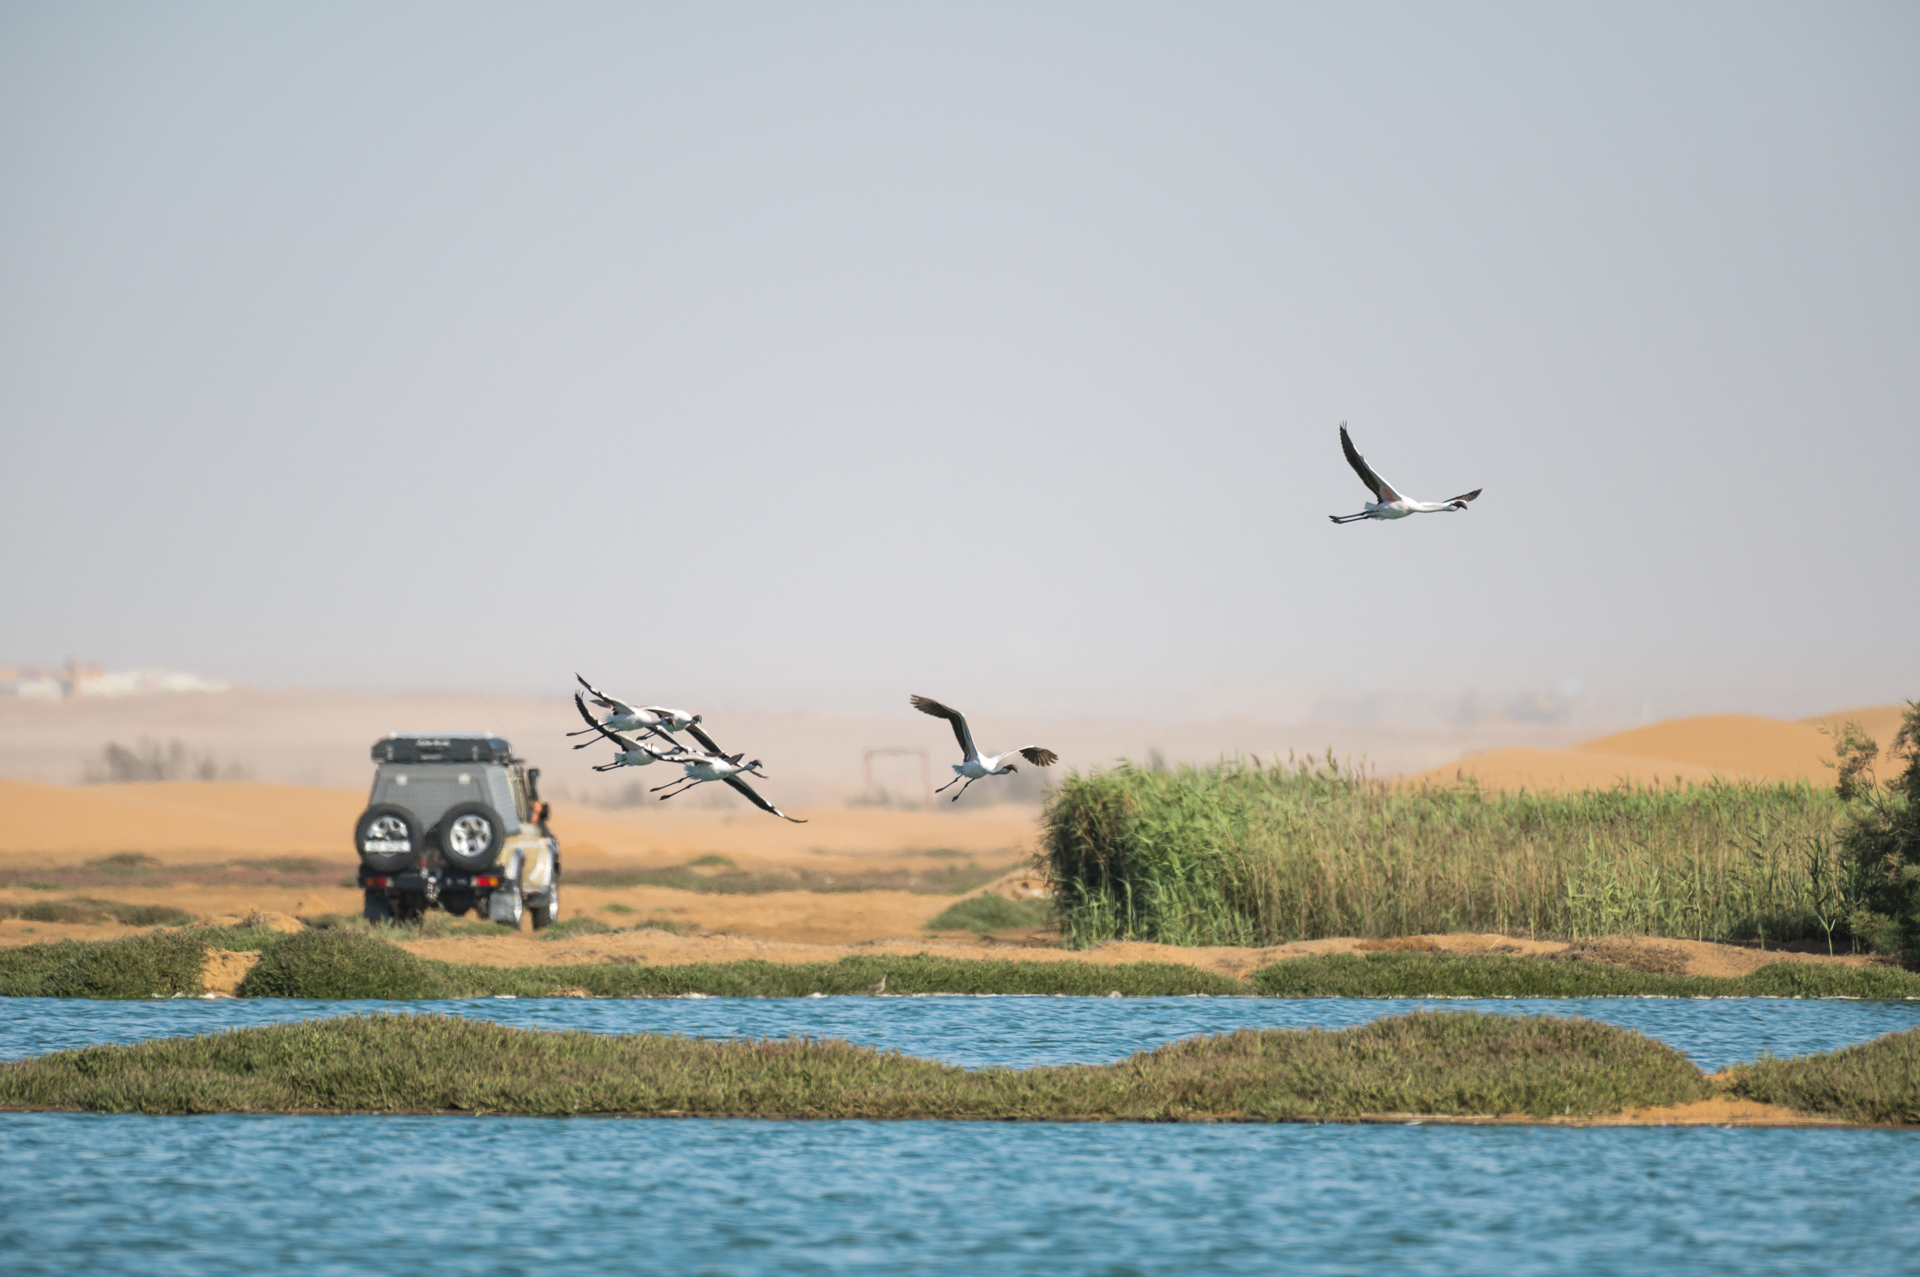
[87,853,162,876]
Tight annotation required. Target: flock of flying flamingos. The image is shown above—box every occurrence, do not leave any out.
[571,424,1482,821]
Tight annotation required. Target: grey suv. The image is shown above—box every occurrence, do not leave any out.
[353,734,561,928]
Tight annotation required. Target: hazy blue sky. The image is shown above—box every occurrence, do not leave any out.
[3,2,1915,722]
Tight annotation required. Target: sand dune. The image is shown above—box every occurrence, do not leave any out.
[1408,705,1910,792]
[0,778,1037,870]
[0,781,365,859]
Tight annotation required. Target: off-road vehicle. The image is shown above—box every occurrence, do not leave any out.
[353,734,561,929]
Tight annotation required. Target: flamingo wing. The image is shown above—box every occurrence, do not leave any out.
[1339,425,1402,503]
[723,774,806,823]
[573,692,635,747]
[911,694,977,761]
[1444,488,1483,506]
[684,722,727,757]
[1018,747,1059,767]
[575,673,636,715]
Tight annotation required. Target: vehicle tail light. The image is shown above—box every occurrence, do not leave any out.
[365,876,390,887]
[472,876,500,888]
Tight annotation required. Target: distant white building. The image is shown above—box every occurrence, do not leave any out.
[0,661,229,699]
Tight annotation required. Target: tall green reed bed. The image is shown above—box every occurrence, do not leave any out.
[1045,756,1854,948]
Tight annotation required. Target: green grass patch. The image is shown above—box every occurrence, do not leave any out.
[1249,953,1920,999]
[924,895,1054,933]
[0,897,193,927]
[197,926,289,953]
[1727,1029,1920,1125]
[1046,757,1857,948]
[536,917,614,939]
[599,902,636,915]
[0,1010,1710,1119]
[0,930,207,998]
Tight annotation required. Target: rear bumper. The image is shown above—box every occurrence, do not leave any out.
[357,870,512,893]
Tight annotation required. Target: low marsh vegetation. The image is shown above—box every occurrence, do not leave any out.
[235,929,1246,999]
[7,929,1917,1000]
[1046,756,1859,949]
[0,930,209,998]
[1728,1028,1920,1126]
[1250,953,1920,999]
[0,1010,1710,1119]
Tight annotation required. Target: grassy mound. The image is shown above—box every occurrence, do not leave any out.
[1045,758,1851,948]
[1249,953,1920,999]
[0,1010,1710,1119]
[1728,1029,1920,1125]
[239,928,456,999]
[924,895,1053,933]
[0,930,208,998]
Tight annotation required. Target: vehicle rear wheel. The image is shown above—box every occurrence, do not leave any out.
[529,885,560,930]
[355,804,422,874]
[363,889,395,923]
[438,803,504,871]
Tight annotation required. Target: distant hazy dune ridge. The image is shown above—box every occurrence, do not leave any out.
[1410,706,1909,792]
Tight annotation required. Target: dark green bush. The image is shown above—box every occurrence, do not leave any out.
[1839,702,1920,962]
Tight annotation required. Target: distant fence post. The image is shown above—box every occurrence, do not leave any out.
[864,747,933,811]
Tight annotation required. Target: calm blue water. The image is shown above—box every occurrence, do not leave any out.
[1,1114,1914,1275]
[5,998,1917,1272]
[4,994,1918,1072]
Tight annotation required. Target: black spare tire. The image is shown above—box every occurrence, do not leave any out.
[355,804,421,873]
[438,802,504,871]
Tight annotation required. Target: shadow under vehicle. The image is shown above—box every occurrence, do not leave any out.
[352,734,561,929]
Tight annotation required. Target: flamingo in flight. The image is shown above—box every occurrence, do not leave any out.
[568,674,701,749]
[573,695,803,823]
[910,695,1058,803]
[1329,424,1482,524]
[572,694,688,770]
